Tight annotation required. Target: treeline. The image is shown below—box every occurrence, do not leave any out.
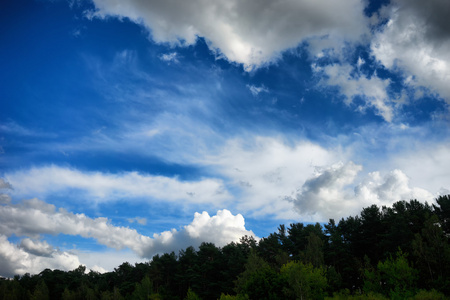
[1,196,450,299]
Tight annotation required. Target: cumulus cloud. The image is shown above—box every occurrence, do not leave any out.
[87,0,368,69]
[288,162,362,220]
[371,0,450,101]
[147,209,256,255]
[0,178,12,190]
[5,166,230,205]
[205,137,342,218]
[0,179,12,204]
[390,142,450,194]
[290,162,434,220]
[0,198,256,276]
[19,238,54,257]
[0,194,11,204]
[355,169,433,205]
[0,235,81,278]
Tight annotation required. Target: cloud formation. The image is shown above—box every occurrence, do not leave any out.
[247,84,269,97]
[87,0,368,69]
[0,234,81,278]
[372,0,450,101]
[206,137,341,218]
[5,166,230,205]
[291,162,434,220]
[0,178,12,190]
[355,169,433,205]
[291,162,362,219]
[0,197,256,276]
[314,63,395,122]
[159,52,179,63]
[391,142,450,194]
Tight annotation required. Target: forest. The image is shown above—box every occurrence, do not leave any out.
[1,195,450,300]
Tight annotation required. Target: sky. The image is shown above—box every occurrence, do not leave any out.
[1,0,450,277]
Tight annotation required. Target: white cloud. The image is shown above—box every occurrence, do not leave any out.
[0,178,12,190]
[0,194,11,204]
[87,0,368,69]
[357,56,365,69]
[5,166,230,205]
[246,84,269,96]
[314,63,395,122]
[0,121,56,138]
[0,198,152,255]
[128,217,147,225]
[371,0,450,102]
[159,52,179,63]
[19,238,54,257]
[76,249,145,274]
[0,198,256,276]
[390,142,450,194]
[291,162,434,221]
[290,161,363,220]
[0,121,34,136]
[204,137,343,218]
[147,209,256,255]
[0,234,81,278]
[355,169,433,205]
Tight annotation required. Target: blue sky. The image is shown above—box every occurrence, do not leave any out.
[1,0,450,276]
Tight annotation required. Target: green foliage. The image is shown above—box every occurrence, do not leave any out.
[409,289,447,299]
[326,289,388,299]
[304,232,325,267]
[235,252,285,299]
[433,195,450,234]
[100,287,123,300]
[3,196,450,300]
[0,278,27,300]
[184,287,201,300]
[280,261,328,300]
[364,250,418,299]
[131,276,153,300]
[219,293,249,300]
[30,280,49,300]
[61,288,77,300]
[412,214,450,292]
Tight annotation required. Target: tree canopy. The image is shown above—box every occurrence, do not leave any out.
[1,196,450,299]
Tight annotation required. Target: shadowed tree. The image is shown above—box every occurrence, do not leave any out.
[304,232,324,267]
[235,251,285,299]
[364,250,418,299]
[31,280,49,300]
[412,214,450,292]
[359,205,384,263]
[433,195,450,235]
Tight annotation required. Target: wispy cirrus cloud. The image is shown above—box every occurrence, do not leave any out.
[5,166,230,205]
[247,84,269,97]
